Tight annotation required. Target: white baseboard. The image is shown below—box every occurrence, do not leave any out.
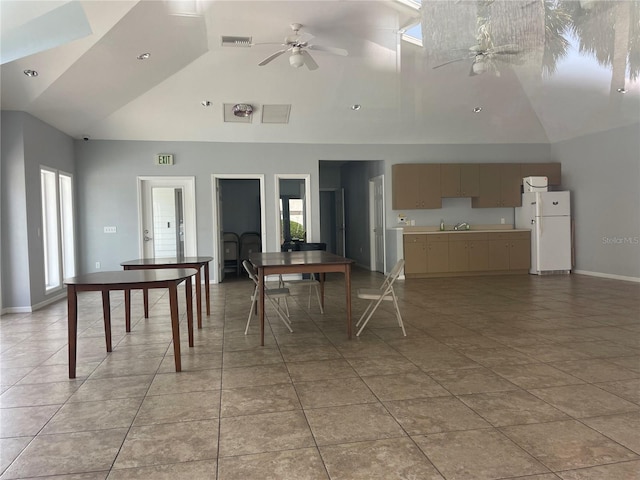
[1,291,67,314]
[574,270,640,283]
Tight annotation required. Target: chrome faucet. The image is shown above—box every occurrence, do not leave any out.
[453,222,470,231]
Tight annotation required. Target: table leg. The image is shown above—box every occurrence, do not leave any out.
[169,283,182,372]
[204,262,211,316]
[319,272,326,310]
[258,266,265,346]
[185,278,194,347]
[67,285,78,379]
[345,264,352,340]
[143,288,149,318]
[124,288,131,332]
[101,290,113,352]
[195,269,202,329]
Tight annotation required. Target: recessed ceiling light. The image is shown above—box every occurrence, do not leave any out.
[201,100,212,107]
[23,69,38,77]
[617,88,627,94]
[351,104,361,111]
[137,52,151,60]
[473,106,483,113]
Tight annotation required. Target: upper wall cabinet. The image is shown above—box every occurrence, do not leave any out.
[521,163,562,185]
[392,164,442,209]
[471,164,522,208]
[441,164,480,198]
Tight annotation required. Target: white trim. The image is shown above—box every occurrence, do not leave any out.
[2,291,67,313]
[275,174,312,248]
[211,174,266,284]
[573,270,640,283]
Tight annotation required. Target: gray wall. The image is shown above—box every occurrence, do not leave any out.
[552,124,640,279]
[1,111,75,310]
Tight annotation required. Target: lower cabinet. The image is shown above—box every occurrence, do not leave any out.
[404,231,530,278]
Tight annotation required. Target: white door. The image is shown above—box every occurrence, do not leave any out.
[370,175,385,273]
[138,177,197,258]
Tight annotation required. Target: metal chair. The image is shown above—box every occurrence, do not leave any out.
[355,259,406,336]
[243,260,293,334]
[280,274,324,313]
[223,232,240,276]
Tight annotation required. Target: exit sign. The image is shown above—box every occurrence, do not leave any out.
[155,154,174,165]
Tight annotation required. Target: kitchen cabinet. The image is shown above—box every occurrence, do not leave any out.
[487,231,531,271]
[521,163,561,186]
[427,234,449,273]
[403,235,427,274]
[449,233,489,272]
[472,164,522,208]
[392,164,442,209]
[440,164,480,198]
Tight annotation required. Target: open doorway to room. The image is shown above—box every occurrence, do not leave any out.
[212,175,265,284]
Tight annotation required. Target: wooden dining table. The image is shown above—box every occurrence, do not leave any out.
[249,251,354,346]
[120,256,212,328]
[64,268,197,378]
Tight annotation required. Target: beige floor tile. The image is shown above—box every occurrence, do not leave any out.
[0,382,80,408]
[501,419,639,471]
[305,402,405,445]
[413,428,549,480]
[133,390,220,425]
[529,384,639,418]
[2,429,127,479]
[0,437,32,474]
[557,460,640,479]
[346,355,419,376]
[286,359,357,382]
[68,375,154,402]
[607,356,640,374]
[549,358,639,383]
[384,396,490,435]
[279,344,342,362]
[295,377,378,408]
[218,448,328,480]
[361,371,450,401]
[88,357,163,379]
[107,459,217,479]
[218,410,314,457]
[595,378,640,404]
[43,398,142,434]
[222,347,283,368]
[582,411,640,454]
[220,383,300,417]
[491,363,584,389]
[113,420,218,469]
[147,368,221,395]
[0,405,60,437]
[429,367,519,394]
[221,363,290,389]
[23,473,109,479]
[463,347,539,368]
[320,437,443,480]
[158,352,222,373]
[458,390,570,427]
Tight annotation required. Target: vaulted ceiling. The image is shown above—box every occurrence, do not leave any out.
[2,0,638,144]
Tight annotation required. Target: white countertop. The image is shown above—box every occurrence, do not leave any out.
[403,225,531,234]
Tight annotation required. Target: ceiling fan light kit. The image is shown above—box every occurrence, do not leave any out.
[232,104,254,117]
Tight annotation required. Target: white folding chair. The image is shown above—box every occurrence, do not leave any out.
[355,259,406,336]
[279,274,324,313]
[243,260,293,335]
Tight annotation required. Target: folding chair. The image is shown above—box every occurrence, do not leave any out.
[279,274,324,313]
[355,259,406,336]
[243,260,293,335]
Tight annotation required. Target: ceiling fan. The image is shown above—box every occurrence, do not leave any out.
[433,43,522,76]
[256,23,348,70]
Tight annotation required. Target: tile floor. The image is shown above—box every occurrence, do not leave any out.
[1,270,639,479]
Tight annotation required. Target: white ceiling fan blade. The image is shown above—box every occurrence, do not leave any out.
[301,50,319,70]
[307,44,348,56]
[295,31,315,45]
[258,49,287,66]
[491,44,521,55]
[432,57,466,69]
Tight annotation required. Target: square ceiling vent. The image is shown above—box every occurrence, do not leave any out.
[221,36,252,47]
[261,104,291,124]
[223,103,253,123]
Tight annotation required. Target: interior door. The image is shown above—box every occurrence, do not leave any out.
[370,175,385,273]
[138,177,196,258]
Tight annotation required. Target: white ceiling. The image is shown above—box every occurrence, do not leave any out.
[1,0,638,144]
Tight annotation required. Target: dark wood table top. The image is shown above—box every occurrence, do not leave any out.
[64,268,197,286]
[249,251,353,268]
[120,256,213,267]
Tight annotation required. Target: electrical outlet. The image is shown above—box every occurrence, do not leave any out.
[95,262,101,269]
[501,218,506,224]
[104,226,117,233]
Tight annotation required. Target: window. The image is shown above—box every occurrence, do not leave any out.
[40,168,75,291]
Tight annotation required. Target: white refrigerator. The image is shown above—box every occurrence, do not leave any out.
[515,191,572,274]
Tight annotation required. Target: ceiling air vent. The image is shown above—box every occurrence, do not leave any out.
[221,36,252,47]
[262,105,291,124]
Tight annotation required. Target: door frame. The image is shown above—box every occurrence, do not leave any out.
[274,174,312,249]
[369,174,386,273]
[137,176,197,258]
[211,174,266,284]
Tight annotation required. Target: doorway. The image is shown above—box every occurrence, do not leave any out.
[137,177,197,258]
[369,175,385,273]
[212,174,266,284]
[320,188,345,256]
